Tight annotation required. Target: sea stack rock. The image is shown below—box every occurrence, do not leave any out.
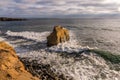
[47,25,70,47]
[0,41,39,80]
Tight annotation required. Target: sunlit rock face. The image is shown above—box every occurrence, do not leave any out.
[47,25,70,47]
[0,41,39,80]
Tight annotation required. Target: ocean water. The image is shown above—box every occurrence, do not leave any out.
[0,18,120,53]
[0,18,120,80]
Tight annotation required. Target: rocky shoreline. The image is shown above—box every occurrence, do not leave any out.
[0,41,39,80]
[0,38,120,80]
[0,17,26,21]
[20,57,67,80]
[0,26,120,80]
[0,41,68,80]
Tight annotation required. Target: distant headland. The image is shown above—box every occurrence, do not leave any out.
[0,17,27,21]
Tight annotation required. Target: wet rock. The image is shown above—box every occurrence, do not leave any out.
[0,41,39,80]
[20,58,68,80]
[47,25,70,47]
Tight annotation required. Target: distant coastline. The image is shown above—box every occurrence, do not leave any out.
[0,17,27,21]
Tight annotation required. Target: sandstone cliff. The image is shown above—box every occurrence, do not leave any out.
[47,25,70,47]
[0,41,39,80]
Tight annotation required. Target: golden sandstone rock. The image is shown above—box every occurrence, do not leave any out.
[47,25,70,47]
[0,41,39,80]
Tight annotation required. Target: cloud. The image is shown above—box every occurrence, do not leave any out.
[0,0,120,18]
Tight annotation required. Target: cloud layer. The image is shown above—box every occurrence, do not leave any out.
[0,0,120,18]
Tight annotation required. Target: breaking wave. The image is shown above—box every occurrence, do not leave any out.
[2,30,120,80]
[6,30,88,53]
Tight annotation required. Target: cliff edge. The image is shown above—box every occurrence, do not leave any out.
[0,41,39,80]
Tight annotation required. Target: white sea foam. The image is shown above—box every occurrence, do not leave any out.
[0,37,4,41]
[6,30,87,53]
[0,31,4,41]
[19,50,120,80]
[6,30,50,42]
[5,30,120,80]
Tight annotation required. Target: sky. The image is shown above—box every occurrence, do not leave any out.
[0,0,120,18]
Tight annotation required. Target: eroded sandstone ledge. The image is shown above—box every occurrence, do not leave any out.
[0,41,39,80]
